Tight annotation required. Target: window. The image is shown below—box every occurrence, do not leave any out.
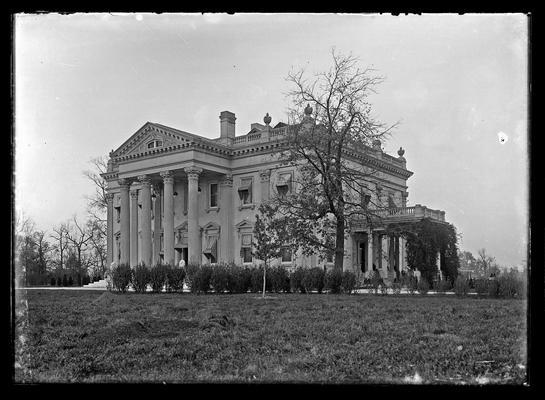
[326,253,333,263]
[203,235,218,264]
[238,178,253,205]
[241,233,253,263]
[147,139,163,149]
[276,172,292,198]
[115,206,121,223]
[281,247,292,263]
[210,183,218,207]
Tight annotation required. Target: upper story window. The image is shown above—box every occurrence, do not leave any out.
[210,183,218,208]
[147,139,163,149]
[276,172,293,198]
[281,247,293,263]
[238,177,253,205]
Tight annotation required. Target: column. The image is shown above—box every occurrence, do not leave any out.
[437,250,442,280]
[220,174,234,262]
[394,236,400,277]
[152,185,161,265]
[381,235,388,275]
[367,229,374,275]
[106,193,114,268]
[130,189,139,267]
[161,171,175,266]
[118,179,131,265]
[138,175,152,267]
[185,167,203,264]
[398,236,406,272]
[259,169,270,202]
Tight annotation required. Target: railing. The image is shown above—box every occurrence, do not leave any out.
[232,126,288,146]
[353,204,446,224]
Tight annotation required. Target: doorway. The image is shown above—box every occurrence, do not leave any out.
[359,241,366,273]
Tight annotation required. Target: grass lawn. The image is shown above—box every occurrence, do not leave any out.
[14,290,527,384]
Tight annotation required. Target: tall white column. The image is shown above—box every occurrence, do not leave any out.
[220,174,234,263]
[118,179,131,265]
[399,236,406,272]
[367,229,374,275]
[106,193,114,268]
[161,171,175,266]
[152,185,161,265]
[437,250,442,280]
[185,167,203,264]
[130,189,139,267]
[381,235,388,275]
[138,175,152,267]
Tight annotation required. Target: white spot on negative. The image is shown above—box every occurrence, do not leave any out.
[498,131,508,144]
[135,14,143,21]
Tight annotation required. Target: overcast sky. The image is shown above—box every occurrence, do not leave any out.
[14,13,528,268]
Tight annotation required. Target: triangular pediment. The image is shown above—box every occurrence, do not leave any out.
[235,219,254,231]
[111,122,196,158]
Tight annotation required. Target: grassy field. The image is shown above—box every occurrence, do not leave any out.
[14,290,527,384]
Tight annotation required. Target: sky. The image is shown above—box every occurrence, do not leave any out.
[14,13,528,268]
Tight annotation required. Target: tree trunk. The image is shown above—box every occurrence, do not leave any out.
[334,215,345,270]
[262,261,267,298]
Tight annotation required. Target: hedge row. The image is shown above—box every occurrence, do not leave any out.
[109,263,357,294]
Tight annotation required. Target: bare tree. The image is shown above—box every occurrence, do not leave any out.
[83,156,108,222]
[265,49,398,269]
[50,222,70,272]
[476,248,499,277]
[65,216,93,283]
[86,218,107,278]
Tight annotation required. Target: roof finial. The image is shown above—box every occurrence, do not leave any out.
[264,112,272,126]
[304,103,313,116]
[397,147,405,157]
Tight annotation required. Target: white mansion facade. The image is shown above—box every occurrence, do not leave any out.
[102,109,447,280]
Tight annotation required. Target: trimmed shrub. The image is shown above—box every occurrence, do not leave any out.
[132,264,151,293]
[290,267,306,294]
[341,271,357,294]
[487,278,500,298]
[474,279,489,296]
[325,268,343,294]
[56,276,62,286]
[268,265,291,293]
[302,267,325,294]
[112,263,132,293]
[166,265,186,293]
[50,277,56,286]
[417,278,429,295]
[210,264,229,293]
[150,264,168,293]
[82,275,91,286]
[68,276,73,286]
[226,264,251,294]
[436,279,452,294]
[185,263,201,292]
[62,274,68,287]
[192,264,213,294]
[454,276,470,297]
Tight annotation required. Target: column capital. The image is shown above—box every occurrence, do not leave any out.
[130,189,139,199]
[160,170,174,184]
[106,193,115,203]
[184,167,203,180]
[259,169,271,182]
[138,175,152,186]
[220,174,233,187]
[118,178,131,188]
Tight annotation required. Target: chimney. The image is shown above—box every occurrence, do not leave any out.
[219,111,236,145]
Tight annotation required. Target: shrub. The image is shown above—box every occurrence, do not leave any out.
[250,266,271,293]
[341,271,357,294]
[436,279,452,294]
[131,264,150,293]
[417,278,429,295]
[474,279,489,296]
[56,276,62,286]
[497,273,523,298]
[185,263,201,292]
[192,264,213,294]
[150,264,168,293]
[68,276,74,286]
[166,265,186,293]
[392,280,402,295]
[226,264,251,294]
[210,264,229,293]
[62,274,68,287]
[268,265,291,293]
[302,267,325,293]
[290,267,306,294]
[370,270,383,295]
[325,268,343,294]
[50,277,56,286]
[487,278,500,298]
[112,263,132,293]
[82,275,91,286]
[454,276,470,297]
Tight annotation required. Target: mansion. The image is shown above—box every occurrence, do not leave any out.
[102,108,448,280]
